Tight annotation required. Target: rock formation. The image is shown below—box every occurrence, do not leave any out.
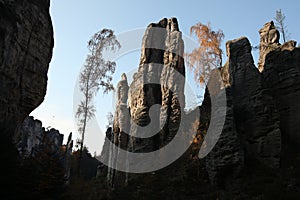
[18,116,74,184]
[128,18,167,153]
[99,20,300,197]
[113,73,130,149]
[228,37,281,168]
[106,74,130,187]
[18,116,64,157]
[204,21,300,184]
[262,40,300,147]
[0,0,54,141]
[97,127,113,178]
[160,17,185,146]
[205,37,282,184]
[257,20,300,147]
[204,70,244,185]
[258,21,280,72]
[0,1,53,196]
[18,116,44,157]
[128,17,185,153]
[100,17,186,186]
[64,132,73,184]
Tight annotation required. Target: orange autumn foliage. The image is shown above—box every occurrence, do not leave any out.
[185,22,224,85]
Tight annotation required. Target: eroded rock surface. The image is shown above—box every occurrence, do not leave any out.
[128,18,167,153]
[262,44,300,147]
[100,20,300,192]
[18,116,64,157]
[0,0,54,141]
[228,37,281,168]
[205,37,282,184]
[204,70,244,185]
[258,21,280,72]
[160,18,185,146]
[0,1,53,196]
[100,18,186,186]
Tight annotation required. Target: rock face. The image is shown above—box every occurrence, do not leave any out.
[128,17,185,153]
[205,37,282,184]
[204,22,300,184]
[100,20,300,192]
[64,132,73,184]
[262,42,300,147]
[160,17,185,146]
[107,74,130,187]
[128,18,167,153]
[18,116,64,158]
[18,116,74,184]
[0,0,54,141]
[228,37,281,168]
[0,1,53,196]
[204,73,244,185]
[100,17,186,187]
[113,73,130,149]
[258,21,280,72]
[97,127,113,178]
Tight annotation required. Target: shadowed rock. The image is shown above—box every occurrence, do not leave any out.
[228,37,281,168]
[258,21,280,72]
[262,43,300,148]
[0,0,53,196]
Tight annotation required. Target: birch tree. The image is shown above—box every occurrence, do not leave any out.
[185,22,224,85]
[76,29,120,175]
[274,9,289,43]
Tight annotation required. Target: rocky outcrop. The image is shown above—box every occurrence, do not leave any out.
[128,18,167,153]
[97,127,113,178]
[205,37,282,184]
[0,1,53,196]
[262,42,300,147]
[204,71,244,185]
[160,17,185,146]
[228,37,281,168]
[99,17,186,187]
[0,0,54,141]
[18,116,64,158]
[106,74,130,187]
[113,73,130,149]
[258,21,280,72]
[100,20,300,192]
[64,132,73,184]
[128,17,185,153]
[18,116,74,184]
[202,21,300,186]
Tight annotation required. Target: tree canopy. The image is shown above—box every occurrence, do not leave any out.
[76,29,120,176]
[185,22,224,85]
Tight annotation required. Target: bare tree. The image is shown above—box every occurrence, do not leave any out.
[76,29,120,175]
[274,9,289,43]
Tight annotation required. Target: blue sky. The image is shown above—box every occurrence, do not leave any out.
[31,0,300,154]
